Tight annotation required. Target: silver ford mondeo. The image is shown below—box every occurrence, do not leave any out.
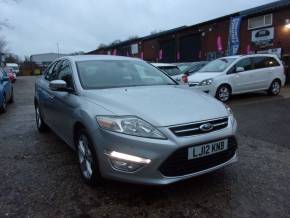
[34,55,238,185]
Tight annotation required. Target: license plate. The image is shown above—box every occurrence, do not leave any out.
[188,139,228,160]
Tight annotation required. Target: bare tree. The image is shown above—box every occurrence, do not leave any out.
[127,35,139,40]
[98,43,107,49]
[0,37,7,53]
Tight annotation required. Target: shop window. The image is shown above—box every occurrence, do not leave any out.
[248,14,272,30]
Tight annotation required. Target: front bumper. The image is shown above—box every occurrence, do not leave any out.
[189,84,216,96]
[90,118,238,185]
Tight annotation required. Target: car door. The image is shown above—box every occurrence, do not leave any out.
[251,56,271,90]
[0,69,12,100]
[228,57,255,93]
[39,60,63,128]
[0,70,5,104]
[48,60,79,144]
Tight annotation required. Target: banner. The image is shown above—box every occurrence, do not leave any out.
[217,35,223,52]
[228,16,241,55]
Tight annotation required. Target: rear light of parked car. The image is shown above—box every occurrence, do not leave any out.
[182,74,188,83]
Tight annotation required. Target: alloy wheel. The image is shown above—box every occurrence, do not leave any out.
[2,96,6,111]
[218,86,230,102]
[35,106,41,128]
[271,81,280,95]
[78,134,93,179]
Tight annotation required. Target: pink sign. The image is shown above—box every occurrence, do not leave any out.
[246,44,251,54]
[217,35,223,52]
[159,49,163,60]
[113,49,117,56]
[198,51,202,59]
[140,52,144,59]
[177,51,180,60]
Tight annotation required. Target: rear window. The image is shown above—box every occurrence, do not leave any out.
[253,56,280,69]
[199,58,237,72]
[159,66,182,76]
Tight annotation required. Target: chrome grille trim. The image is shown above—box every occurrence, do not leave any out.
[170,117,229,137]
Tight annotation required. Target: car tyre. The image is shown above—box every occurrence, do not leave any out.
[35,103,49,132]
[0,95,7,113]
[76,128,103,186]
[8,89,14,103]
[216,84,231,102]
[267,79,281,96]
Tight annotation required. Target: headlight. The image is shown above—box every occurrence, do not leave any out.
[224,104,233,115]
[96,116,166,139]
[199,78,213,86]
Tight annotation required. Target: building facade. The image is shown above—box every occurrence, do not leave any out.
[88,0,290,68]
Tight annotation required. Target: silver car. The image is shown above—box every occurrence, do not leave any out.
[34,55,238,185]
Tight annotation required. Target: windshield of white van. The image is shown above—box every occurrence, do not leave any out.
[199,58,237,72]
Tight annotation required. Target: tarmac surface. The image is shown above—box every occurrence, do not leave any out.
[0,76,289,218]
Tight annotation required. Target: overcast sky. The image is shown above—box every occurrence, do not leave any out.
[0,0,277,58]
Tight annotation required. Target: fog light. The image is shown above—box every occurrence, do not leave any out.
[107,151,151,172]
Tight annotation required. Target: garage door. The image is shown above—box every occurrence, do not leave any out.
[160,39,176,63]
[179,34,201,62]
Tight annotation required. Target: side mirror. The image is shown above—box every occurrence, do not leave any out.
[236,67,245,73]
[1,76,9,82]
[49,80,68,91]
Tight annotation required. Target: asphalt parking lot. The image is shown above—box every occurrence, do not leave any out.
[0,76,290,218]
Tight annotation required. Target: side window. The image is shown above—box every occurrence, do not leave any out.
[265,57,280,67]
[49,61,63,81]
[58,60,74,89]
[45,62,58,81]
[235,58,252,72]
[252,57,268,69]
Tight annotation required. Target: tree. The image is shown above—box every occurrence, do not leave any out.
[0,37,7,53]
[150,30,163,35]
[0,0,21,53]
[5,53,19,63]
[98,43,107,49]
[127,35,139,40]
[110,40,121,46]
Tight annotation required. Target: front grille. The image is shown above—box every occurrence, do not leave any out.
[159,137,237,177]
[170,117,228,137]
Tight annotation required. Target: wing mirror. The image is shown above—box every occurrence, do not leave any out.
[236,67,245,73]
[49,80,69,92]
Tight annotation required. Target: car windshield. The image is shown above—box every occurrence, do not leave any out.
[76,60,176,89]
[6,66,18,70]
[159,66,182,76]
[199,58,236,72]
[182,63,207,74]
[177,64,193,72]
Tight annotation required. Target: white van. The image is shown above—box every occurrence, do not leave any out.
[5,63,20,75]
[188,54,286,102]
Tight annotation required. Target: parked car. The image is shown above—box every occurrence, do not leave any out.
[188,54,286,102]
[175,61,209,83]
[0,68,13,113]
[151,63,183,82]
[34,55,238,186]
[4,68,16,83]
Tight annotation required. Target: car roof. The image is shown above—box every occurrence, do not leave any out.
[151,63,178,67]
[58,55,142,62]
[220,54,279,59]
